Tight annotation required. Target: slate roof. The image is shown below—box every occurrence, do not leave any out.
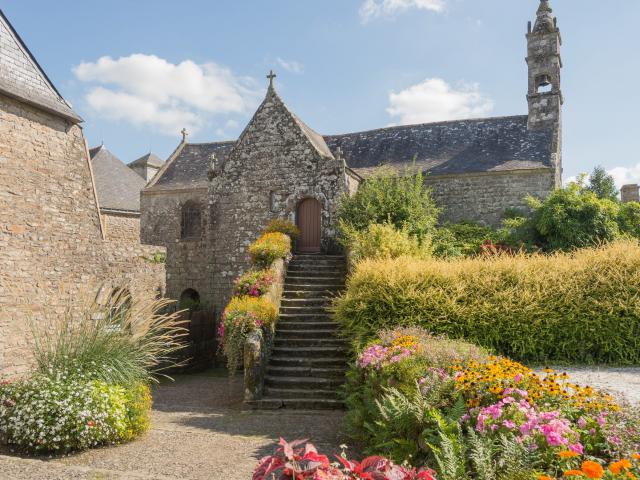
[324,116,554,178]
[0,9,81,123]
[150,141,236,190]
[147,115,555,190]
[90,146,147,213]
[129,153,164,169]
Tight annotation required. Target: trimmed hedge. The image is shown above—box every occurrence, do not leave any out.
[334,241,640,365]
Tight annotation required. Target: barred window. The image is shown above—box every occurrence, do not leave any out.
[181,201,202,239]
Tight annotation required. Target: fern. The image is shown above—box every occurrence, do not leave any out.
[428,411,469,480]
[467,429,497,480]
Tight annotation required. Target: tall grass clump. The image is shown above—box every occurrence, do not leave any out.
[30,289,188,386]
[334,240,640,364]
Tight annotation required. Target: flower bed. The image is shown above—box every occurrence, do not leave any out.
[342,327,640,480]
[233,269,273,297]
[248,232,291,267]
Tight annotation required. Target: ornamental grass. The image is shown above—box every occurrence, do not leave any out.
[335,240,640,365]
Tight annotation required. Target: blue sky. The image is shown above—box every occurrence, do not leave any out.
[2,0,639,186]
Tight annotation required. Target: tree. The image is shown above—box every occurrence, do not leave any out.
[337,164,439,241]
[586,166,618,201]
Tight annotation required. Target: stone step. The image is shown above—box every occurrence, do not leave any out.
[275,329,338,339]
[287,265,346,273]
[267,365,346,378]
[282,285,342,300]
[281,298,330,306]
[264,386,342,400]
[248,398,344,410]
[278,313,333,322]
[274,337,346,348]
[290,259,345,267]
[280,306,328,315]
[269,356,347,367]
[271,346,348,358]
[286,276,344,285]
[265,375,344,389]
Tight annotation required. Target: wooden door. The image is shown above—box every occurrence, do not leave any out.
[297,198,321,253]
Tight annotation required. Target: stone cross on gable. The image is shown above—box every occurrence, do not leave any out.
[267,70,276,88]
[181,128,189,142]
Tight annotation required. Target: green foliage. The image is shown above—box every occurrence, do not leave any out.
[144,251,166,264]
[248,232,291,267]
[334,241,640,364]
[262,219,300,240]
[340,222,431,263]
[221,296,277,373]
[586,165,619,201]
[338,165,440,241]
[0,373,151,453]
[433,222,499,258]
[618,201,640,238]
[30,291,187,386]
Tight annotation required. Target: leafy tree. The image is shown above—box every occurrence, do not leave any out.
[618,201,640,238]
[586,165,618,201]
[338,164,439,241]
[501,184,621,251]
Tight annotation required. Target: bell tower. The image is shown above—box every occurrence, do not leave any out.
[526,0,562,131]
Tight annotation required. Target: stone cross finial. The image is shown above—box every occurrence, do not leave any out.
[181,127,189,142]
[537,0,552,14]
[207,153,218,181]
[267,70,277,89]
[335,146,343,160]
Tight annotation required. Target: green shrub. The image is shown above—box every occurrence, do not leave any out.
[221,296,277,373]
[433,222,499,258]
[338,165,439,241]
[30,291,188,386]
[340,222,431,263]
[501,184,622,252]
[586,165,619,201]
[334,241,640,364]
[0,373,151,453]
[248,232,291,267]
[618,201,640,239]
[262,218,300,240]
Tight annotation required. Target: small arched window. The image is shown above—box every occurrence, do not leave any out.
[181,201,202,239]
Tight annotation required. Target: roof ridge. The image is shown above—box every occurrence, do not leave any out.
[324,114,529,139]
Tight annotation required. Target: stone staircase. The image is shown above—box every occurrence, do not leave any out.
[252,254,348,410]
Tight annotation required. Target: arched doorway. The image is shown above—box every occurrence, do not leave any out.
[296,198,321,253]
[179,288,201,312]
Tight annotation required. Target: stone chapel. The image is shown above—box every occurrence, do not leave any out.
[141,0,563,315]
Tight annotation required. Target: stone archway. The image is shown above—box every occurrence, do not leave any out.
[296,198,322,253]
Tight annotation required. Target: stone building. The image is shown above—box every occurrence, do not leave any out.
[89,145,148,242]
[141,0,563,315]
[129,152,164,182]
[0,9,165,376]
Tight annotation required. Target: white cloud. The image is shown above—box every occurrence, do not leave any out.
[360,0,445,22]
[607,164,640,190]
[73,54,259,136]
[276,57,304,74]
[386,78,494,125]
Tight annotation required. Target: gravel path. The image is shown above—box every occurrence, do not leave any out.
[548,366,640,404]
[0,369,349,480]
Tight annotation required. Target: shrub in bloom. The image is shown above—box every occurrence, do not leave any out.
[248,232,291,267]
[262,219,300,241]
[0,372,151,453]
[221,296,277,373]
[233,269,273,297]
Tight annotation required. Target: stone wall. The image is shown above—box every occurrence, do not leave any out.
[103,211,141,242]
[206,89,349,315]
[425,169,556,227]
[141,188,211,305]
[0,93,165,377]
[621,185,640,204]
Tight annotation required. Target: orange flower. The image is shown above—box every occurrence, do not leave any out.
[559,451,581,458]
[581,461,604,479]
[633,453,640,460]
[610,459,633,474]
[563,470,584,477]
[539,476,554,480]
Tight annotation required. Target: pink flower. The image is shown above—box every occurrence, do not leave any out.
[568,443,584,454]
[503,420,516,429]
[514,373,524,383]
